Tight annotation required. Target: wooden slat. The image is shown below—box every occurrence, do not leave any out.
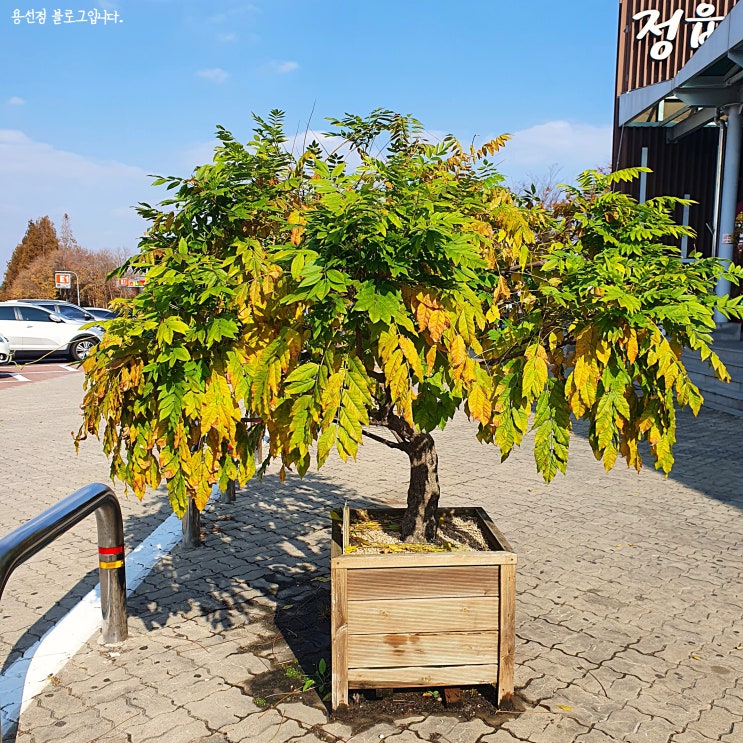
[348,631,499,669]
[498,563,516,707]
[347,565,500,601]
[349,664,500,689]
[475,507,516,554]
[333,550,516,570]
[348,596,498,635]
[330,511,342,559]
[331,566,348,708]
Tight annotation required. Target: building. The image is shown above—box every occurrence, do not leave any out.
[614,0,743,308]
[614,1,743,414]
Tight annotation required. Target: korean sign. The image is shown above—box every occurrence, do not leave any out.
[633,2,724,61]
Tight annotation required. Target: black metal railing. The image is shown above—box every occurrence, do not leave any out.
[0,483,128,645]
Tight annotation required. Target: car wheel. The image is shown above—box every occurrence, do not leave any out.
[69,336,98,361]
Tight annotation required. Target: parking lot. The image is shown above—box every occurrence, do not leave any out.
[0,357,82,389]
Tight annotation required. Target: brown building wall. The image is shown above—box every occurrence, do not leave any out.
[615,126,720,256]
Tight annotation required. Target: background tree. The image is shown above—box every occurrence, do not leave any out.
[2,213,132,304]
[76,111,743,542]
[0,216,59,297]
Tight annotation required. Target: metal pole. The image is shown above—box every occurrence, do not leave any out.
[639,147,649,203]
[681,194,691,260]
[714,104,742,323]
[95,499,127,644]
[72,270,80,307]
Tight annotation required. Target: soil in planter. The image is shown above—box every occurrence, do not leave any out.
[347,509,491,554]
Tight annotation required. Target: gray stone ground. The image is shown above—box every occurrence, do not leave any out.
[1,372,742,743]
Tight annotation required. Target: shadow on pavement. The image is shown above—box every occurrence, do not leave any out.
[1,495,174,674]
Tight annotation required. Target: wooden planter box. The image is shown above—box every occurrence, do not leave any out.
[330,507,516,709]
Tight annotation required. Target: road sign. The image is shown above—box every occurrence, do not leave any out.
[55,271,72,289]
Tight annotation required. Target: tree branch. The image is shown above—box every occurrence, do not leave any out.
[362,428,406,450]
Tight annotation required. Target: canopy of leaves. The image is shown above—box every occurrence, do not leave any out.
[76,110,743,516]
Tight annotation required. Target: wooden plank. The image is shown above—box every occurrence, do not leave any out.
[342,503,350,553]
[475,507,516,556]
[348,596,498,635]
[331,566,348,708]
[330,513,343,560]
[348,664,500,689]
[348,630,499,669]
[498,563,516,707]
[347,566,500,601]
[333,550,516,570]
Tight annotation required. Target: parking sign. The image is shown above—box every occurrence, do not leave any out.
[55,271,72,288]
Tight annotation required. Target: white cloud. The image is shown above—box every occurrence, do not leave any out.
[276,60,299,74]
[7,97,26,106]
[498,120,612,185]
[218,32,236,42]
[196,68,229,84]
[0,130,151,275]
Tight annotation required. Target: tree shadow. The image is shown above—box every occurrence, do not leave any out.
[572,406,742,511]
[126,472,382,640]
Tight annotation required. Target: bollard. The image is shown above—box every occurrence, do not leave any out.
[0,484,128,740]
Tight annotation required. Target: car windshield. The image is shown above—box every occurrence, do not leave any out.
[57,306,91,321]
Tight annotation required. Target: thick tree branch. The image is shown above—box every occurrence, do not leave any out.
[362,428,406,450]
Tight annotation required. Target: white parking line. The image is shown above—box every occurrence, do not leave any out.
[4,373,30,382]
[0,485,222,734]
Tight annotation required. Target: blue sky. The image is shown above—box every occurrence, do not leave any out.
[1,0,618,274]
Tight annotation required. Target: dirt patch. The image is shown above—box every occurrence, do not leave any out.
[330,686,526,731]
[347,509,491,553]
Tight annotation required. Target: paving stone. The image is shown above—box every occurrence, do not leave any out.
[670,730,720,742]
[687,704,739,739]
[720,719,743,742]
[223,709,305,743]
[479,730,522,742]
[124,710,211,743]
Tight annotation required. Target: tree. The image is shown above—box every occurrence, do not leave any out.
[76,110,743,542]
[1,216,59,297]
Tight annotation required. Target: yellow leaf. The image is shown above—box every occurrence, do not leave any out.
[449,335,467,368]
[468,383,492,423]
[557,706,573,712]
[398,335,424,381]
[425,344,437,371]
[625,329,639,364]
[427,310,449,343]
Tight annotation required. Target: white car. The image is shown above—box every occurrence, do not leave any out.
[0,301,103,361]
[0,333,11,365]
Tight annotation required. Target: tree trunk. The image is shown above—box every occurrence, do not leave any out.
[400,432,440,542]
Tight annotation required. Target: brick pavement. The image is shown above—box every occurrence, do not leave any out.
[1,373,742,742]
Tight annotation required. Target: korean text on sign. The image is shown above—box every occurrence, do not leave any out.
[11,9,123,25]
[633,2,724,61]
